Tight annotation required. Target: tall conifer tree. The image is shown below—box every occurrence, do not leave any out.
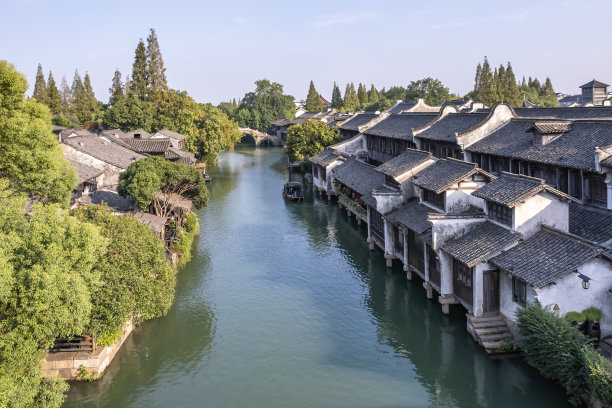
[146,28,168,106]
[368,84,379,103]
[60,75,71,114]
[131,39,148,100]
[331,82,343,109]
[32,63,47,103]
[83,72,98,116]
[503,62,521,106]
[109,69,124,106]
[70,70,89,122]
[305,80,323,112]
[473,62,483,101]
[540,78,558,107]
[46,72,61,114]
[357,83,368,106]
[343,83,359,112]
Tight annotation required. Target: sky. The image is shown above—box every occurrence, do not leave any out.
[1,0,611,105]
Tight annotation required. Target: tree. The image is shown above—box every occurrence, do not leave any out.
[383,86,406,102]
[72,205,176,344]
[331,82,342,109]
[234,79,295,130]
[59,75,71,115]
[285,120,341,164]
[83,72,99,118]
[473,62,482,101]
[190,103,242,162]
[502,62,521,106]
[474,56,497,106]
[357,83,369,106]
[118,156,209,213]
[405,77,452,105]
[101,96,154,131]
[32,63,47,103]
[146,28,168,107]
[368,84,379,104]
[70,70,89,122]
[0,184,106,407]
[0,60,77,206]
[109,69,124,106]
[539,77,558,107]
[46,72,61,115]
[131,39,148,101]
[305,80,323,112]
[342,83,359,112]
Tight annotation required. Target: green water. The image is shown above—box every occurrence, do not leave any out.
[65,148,571,407]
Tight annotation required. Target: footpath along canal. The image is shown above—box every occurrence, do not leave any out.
[65,148,572,407]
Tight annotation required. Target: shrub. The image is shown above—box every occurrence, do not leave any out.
[582,346,612,406]
[516,303,591,405]
[582,307,603,322]
[174,212,199,268]
[565,311,586,323]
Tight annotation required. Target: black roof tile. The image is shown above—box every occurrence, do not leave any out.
[338,113,379,131]
[569,203,612,246]
[412,158,492,194]
[441,221,522,268]
[384,198,440,234]
[416,113,489,142]
[363,113,437,140]
[473,172,570,207]
[375,148,434,178]
[332,157,384,203]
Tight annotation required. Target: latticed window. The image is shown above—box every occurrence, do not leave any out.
[512,277,527,306]
[488,201,512,226]
[423,189,444,210]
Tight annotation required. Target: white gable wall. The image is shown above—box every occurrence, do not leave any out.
[513,192,569,238]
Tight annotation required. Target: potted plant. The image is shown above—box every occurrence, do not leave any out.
[565,311,586,333]
[582,307,602,345]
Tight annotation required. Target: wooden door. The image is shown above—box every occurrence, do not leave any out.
[452,259,473,306]
[483,270,500,314]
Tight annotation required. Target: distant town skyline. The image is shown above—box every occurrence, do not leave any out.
[2,0,611,105]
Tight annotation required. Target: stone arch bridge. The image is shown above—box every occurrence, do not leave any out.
[239,128,284,147]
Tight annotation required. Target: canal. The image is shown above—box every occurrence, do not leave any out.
[65,148,571,407]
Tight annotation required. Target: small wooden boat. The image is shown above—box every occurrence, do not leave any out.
[283,181,303,202]
[202,171,212,182]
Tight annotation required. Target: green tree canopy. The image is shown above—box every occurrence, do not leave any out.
[305,80,323,112]
[368,84,379,104]
[118,156,209,213]
[146,28,168,107]
[286,120,341,164]
[234,79,295,130]
[46,72,61,115]
[131,39,148,101]
[0,60,77,206]
[405,77,453,105]
[331,82,342,109]
[382,86,406,102]
[72,205,176,342]
[342,83,359,112]
[109,69,124,106]
[32,63,47,103]
[102,96,155,131]
[357,83,369,106]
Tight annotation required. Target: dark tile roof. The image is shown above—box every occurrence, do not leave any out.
[100,129,126,139]
[165,147,195,164]
[473,172,570,207]
[559,95,582,104]
[77,189,137,212]
[362,113,437,140]
[384,198,440,234]
[332,157,384,200]
[124,129,153,139]
[601,154,612,168]
[444,99,470,106]
[375,148,434,178]
[466,119,612,171]
[289,112,325,125]
[310,148,341,166]
[338,113,379,131]
[67,159,103,184]
[513,107,612,119]
[156,129,185,140]
[123,138,171,154]
[531,121,571,134]
[415,113,489,142]
[441,221,522,268]
[412,158,491,194]
[387,102,417,114]
[271,118,290,127]
[133,212,168,235]
[491,228,607,288]
[569,203,612,246]
[60,128,97,139]
[580,80,609,89]
[63,136,146,169]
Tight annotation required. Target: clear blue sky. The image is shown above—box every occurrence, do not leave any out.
[2,0,610,104]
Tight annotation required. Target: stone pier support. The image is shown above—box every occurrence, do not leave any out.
[338,202,343,210]
[385,255,393,268]
[368,239,375,251]
[357,217,362,226]
[404,265,412,280]
[423,282,433,299]
[438,294,457,315]
[347,209,351,217]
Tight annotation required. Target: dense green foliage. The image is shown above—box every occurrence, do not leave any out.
[32,63,47,103]
[517,303,611,406]
[72,206,177,341]
[405,77,457,105]
[286,120,341,164]
[0,182,105,407]
[357,83,369,106]
[0,60,77,206]
[342,83,359,112]
[174,211,200,267]
[233,79,295,130]
[46,72,61,115]
[331,82,342,109]
[473,57,557,107]
[305,80,323,112]
[119,156,209,212]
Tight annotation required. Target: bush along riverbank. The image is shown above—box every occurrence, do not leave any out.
[517,303,612,407]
